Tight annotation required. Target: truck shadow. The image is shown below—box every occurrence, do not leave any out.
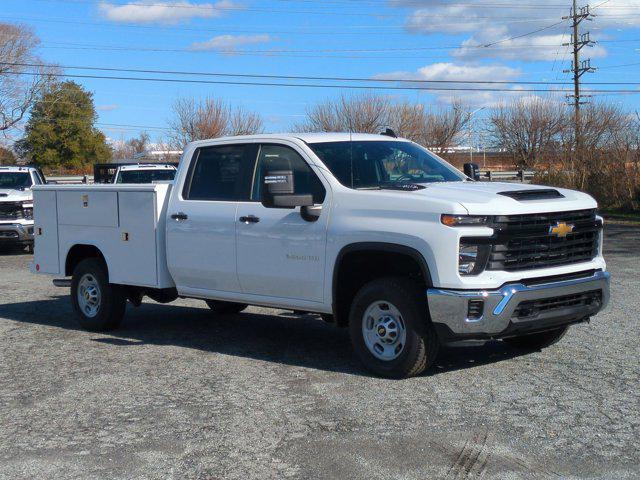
[0,297,529,378]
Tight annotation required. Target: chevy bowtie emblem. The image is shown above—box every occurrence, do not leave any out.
[549,222,574,238]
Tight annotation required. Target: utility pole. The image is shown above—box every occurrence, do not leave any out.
[563,0,595,166]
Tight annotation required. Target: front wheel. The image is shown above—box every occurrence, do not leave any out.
[349,278,439,379]
[71,258,126,331]
[503,326,569,350]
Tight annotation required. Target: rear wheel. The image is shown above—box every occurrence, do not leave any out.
[503,326,569,350]
[348,277,439,379]
[71,258,126,331]
[205,300,248,314]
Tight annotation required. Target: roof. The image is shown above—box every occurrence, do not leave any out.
[118,163,177,171]
[0,166,35,172]
[189,132,410,146]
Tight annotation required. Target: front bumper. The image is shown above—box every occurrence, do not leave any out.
[0,223,34,245]
[427,270,610,339]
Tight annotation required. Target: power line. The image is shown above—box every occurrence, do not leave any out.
[4,61,640,86]
[4,69,640,94]
[33,0,593,16]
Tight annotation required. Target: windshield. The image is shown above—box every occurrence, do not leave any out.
[116,169,176,184]
[0,172,32,189]
[308,140,465,189]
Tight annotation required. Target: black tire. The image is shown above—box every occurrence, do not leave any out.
[71,258,126,332]
[26,243,34,254]
[205,300,248,314]
[503,326,569,350]
[348,277,439,379]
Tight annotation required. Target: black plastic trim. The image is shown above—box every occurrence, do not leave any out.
[331,242,433,318]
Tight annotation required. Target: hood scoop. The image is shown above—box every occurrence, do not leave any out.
[0,193,7,197]
[498,189,564,201]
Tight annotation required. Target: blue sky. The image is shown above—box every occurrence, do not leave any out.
[3,0,640,144]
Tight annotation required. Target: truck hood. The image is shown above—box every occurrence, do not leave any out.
[414,181,597,215]
[0,188,32,202]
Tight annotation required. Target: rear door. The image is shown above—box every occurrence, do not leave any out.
[166,144,256,294]
[236,143,329,303]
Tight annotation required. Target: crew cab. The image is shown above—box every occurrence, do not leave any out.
[113,163,177,184]
[31,133,610,378]
[0,166,45,253]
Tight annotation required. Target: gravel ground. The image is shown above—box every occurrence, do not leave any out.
[0,224,638,480]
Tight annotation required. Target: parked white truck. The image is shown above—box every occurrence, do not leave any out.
[32,133,610,378]
[1,166,46,253]
[113,163,177,184]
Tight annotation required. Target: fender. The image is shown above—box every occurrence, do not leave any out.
[332,242,433,318]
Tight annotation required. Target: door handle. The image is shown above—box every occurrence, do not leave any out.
[171,212,188,220]
[239,215,260,224]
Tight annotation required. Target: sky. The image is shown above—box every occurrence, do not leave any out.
[2,0,640,145]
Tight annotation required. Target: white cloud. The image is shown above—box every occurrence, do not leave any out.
[391,0,640,62]
[98,0,241,25]
[96,104,119,111]
[190,34,271,52]
[376,62,535,107]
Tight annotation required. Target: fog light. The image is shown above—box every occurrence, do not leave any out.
[459,244,478,275]
[467,299,484,320]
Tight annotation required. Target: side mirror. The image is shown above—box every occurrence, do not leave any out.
[261,170,314,209]
[463,163,480,181]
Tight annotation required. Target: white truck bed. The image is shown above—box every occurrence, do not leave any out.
[32,183,175,289]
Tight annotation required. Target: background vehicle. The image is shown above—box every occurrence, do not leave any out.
[93,162,178,184]
[0,166,45,253]
[113,164,177,184]
[31,133,610,378]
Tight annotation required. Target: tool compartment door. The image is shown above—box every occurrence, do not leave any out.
[33,189,60,274]
[116,190,158,287]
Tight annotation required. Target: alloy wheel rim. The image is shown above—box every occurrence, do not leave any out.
[362,300,407,361]
[77,273,101,318]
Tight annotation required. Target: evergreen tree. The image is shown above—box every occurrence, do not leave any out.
[16,81,111,169]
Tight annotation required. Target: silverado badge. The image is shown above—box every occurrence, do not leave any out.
[549,221,574,238]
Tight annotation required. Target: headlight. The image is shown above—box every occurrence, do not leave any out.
[459,244,479,275]
[458,240,491,276]
[20,201,33,220]
[442,214,490,227]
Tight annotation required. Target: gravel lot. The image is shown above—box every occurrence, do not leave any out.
[0,223,638,480]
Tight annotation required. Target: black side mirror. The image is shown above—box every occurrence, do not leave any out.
[463,163,480,181]
[261,170,314,209]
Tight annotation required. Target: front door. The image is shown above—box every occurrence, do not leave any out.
[166,143,256,294]
[236,143,329,303]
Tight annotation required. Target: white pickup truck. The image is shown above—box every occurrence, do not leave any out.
[1,166,46,253]
[113,163,177,184]
[32,133,610,378]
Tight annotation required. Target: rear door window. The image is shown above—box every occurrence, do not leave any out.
[183,144,256,201]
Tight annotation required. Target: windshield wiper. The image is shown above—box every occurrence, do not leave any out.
[379,181,426,191]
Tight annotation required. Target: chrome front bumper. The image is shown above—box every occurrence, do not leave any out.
[427,270,610,337]
[0,223,34,244]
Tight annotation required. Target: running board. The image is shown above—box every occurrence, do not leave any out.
[52,278,71,288]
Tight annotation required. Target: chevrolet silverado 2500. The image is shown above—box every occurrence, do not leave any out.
[1,166,45,253]
[32,133,610,378]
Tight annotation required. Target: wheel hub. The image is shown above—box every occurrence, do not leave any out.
[77,273,101,318]
[362,301,407,361]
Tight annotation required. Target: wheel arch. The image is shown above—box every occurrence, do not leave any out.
[65,244,109,279]
[331,242,433,327]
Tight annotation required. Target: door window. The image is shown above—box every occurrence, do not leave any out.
[251,144,326,204]
[183,144,254,201]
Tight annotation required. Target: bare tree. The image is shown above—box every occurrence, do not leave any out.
[489,97,568,170]
[297,94,468,155]
[0,23,54,134]
[388,100,469,154]
[168,97,263,148]
[112,132,151,160]
[296,94,390,133]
